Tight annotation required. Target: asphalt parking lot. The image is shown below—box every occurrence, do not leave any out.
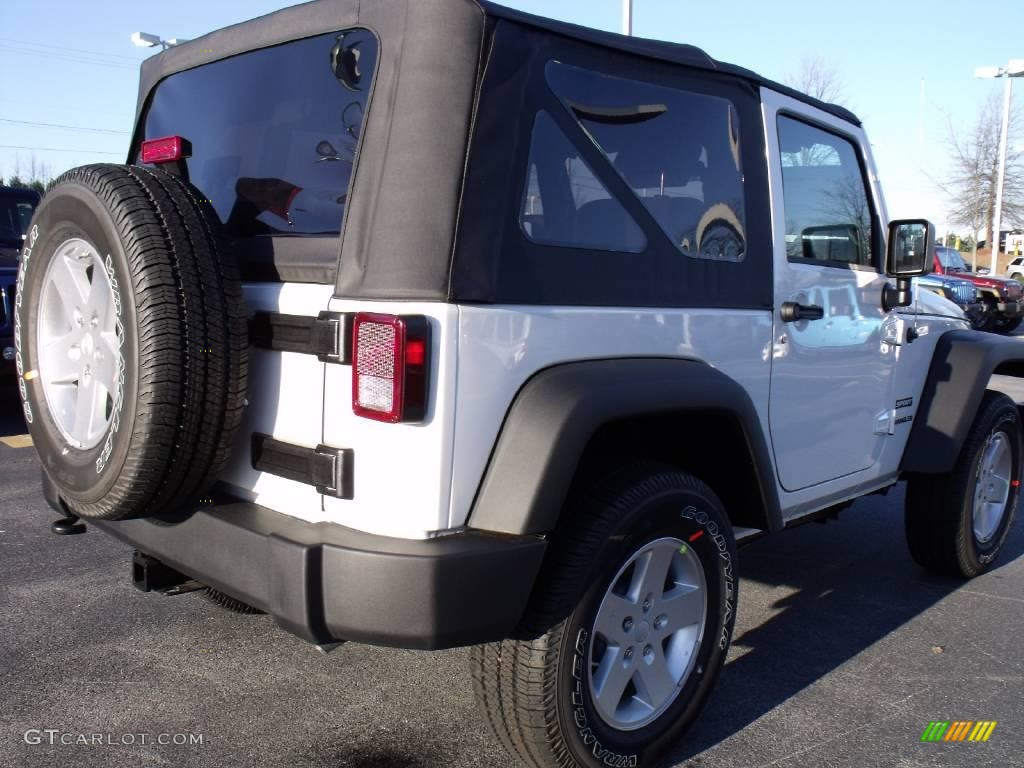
[2,382,1023,768]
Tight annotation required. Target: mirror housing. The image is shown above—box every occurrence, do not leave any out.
[884,219,935,311]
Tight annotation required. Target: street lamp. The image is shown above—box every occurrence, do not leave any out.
[976,59,1024,273]
[622,0,633,36]
[131,32,188,51]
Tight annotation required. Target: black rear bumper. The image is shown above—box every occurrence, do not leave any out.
[43,479,547,650]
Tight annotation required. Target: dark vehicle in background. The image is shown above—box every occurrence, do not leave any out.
[1,186,40,377]
[916,273,985,328]
[933,245,1023,333]
[0,186,38,260]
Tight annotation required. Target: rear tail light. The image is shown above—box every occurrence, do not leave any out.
[352,313,430,423]
[141,135,192,165]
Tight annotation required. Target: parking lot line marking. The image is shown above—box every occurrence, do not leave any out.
[0,434,33,449]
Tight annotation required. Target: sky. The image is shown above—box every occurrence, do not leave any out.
[1,0,1022,233]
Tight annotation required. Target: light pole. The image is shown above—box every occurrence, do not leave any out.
[976,60,1024,274]
[131,32,188,52]
[622,0,633,36]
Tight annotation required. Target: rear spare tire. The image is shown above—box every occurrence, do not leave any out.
[15,164,247,520]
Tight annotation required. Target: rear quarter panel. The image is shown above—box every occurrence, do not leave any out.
[448,306,774,530]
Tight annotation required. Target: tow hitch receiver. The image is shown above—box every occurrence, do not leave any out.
[132,551,203,595]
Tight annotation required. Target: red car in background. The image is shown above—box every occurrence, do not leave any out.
[933,245,1023,333]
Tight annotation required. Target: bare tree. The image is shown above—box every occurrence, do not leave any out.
[786,55,846,105]
[4,153,52,194]
[27,155,51,186]
[939,91,1023,263]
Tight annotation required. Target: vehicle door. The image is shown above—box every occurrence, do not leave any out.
[765,93,899,492]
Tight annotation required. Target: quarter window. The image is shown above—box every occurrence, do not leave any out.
[520,111,646,252]
[777,116,876,268]
[545,62,747,263]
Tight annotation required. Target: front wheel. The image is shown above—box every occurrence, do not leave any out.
[905,391,1021,578]
[471,469,737,768]
[972,300,998,332]
[992,315,1023,335]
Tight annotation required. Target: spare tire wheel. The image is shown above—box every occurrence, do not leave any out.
[15,164,247,521]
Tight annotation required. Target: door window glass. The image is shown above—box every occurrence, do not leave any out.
[777,116,876,268]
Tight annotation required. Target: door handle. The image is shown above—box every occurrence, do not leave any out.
[780,302,825,322]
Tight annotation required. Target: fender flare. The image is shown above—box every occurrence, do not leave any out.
[902,329,1024,474]
[466,358,782,535]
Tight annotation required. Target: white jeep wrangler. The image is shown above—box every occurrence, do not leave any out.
[15,2,1024,766]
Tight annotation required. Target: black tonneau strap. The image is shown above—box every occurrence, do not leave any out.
[251,434,354,500]
[249,311,353,364]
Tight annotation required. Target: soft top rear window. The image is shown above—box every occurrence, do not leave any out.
[139,29,378,239]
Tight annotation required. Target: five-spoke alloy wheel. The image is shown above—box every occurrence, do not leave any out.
[589,536,707,731]
[972,431,1012,544]
[36,238,121,450]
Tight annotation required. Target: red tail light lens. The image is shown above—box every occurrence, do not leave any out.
[352,313,430,423]
[141,135,192,165]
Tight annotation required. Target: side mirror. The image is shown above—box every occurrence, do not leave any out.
[884,219,935,311]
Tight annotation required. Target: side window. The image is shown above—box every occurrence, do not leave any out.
[520,111,646,253]
[777,116,876,268]
[545,61,747,263]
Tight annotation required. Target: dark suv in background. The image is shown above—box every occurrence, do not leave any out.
[1,186,40,377]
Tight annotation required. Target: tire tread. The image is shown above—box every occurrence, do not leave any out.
[470,468,725,768]
[35,164,247,520]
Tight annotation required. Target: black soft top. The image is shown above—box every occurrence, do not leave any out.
[479,2,860,125]
[134,0,858,131]
[130,0,857,301]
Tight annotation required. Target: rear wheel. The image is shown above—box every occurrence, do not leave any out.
[906,391,1021,578]
[471,469,737,768]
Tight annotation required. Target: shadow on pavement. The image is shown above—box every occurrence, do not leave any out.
[666,485,1024,764]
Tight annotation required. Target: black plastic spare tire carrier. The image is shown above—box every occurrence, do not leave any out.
[15,164,247,521]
